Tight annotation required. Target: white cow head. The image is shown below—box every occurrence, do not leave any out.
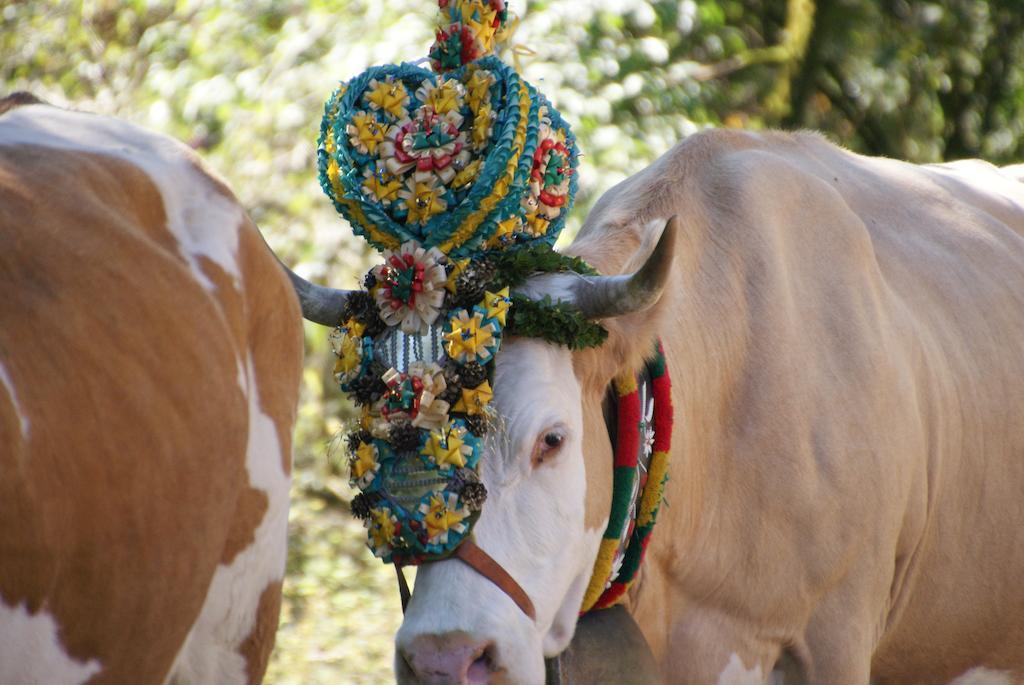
[387,218,678,685]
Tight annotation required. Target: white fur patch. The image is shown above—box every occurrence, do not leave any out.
[165,357,290,684]
[0,601,102,684]
[0,105,243,293]
[718,653,765,685]
[0,361,28,439]
[947,667,1015,685]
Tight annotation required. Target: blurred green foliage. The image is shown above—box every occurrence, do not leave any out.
[4,0,1021,681]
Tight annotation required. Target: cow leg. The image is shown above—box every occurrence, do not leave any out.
[797,622,874,685]
[778,588,877,685]
[636,576,873,685]
[657,608,784,685]
[659,609,871,685]
[630,563,786,684]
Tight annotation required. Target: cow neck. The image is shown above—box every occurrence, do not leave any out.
[579,341,674,614]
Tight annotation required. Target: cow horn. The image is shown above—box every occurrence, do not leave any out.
[277,259,353,327]
[570,215,677,319]
[256,225,353,326]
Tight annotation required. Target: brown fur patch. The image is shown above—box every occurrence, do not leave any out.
[239,580,284,685]
[221,487,269,565]
[199,256,247,358]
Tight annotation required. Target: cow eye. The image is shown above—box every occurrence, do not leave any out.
[543,433,563,449]
[532,428,566,467]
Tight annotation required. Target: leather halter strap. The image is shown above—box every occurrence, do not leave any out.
[454,540,536,620]
[394,540,536,621]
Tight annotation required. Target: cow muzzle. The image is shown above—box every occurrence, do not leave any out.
[397,631,496,685]
[395,556,546,685]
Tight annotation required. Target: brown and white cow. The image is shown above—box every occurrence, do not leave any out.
[0,95,303,684]
[376,129,1024,684]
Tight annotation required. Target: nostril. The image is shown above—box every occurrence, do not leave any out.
[398,644,416,679]
[466,644,496,685]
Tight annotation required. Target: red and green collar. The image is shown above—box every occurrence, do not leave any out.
[581,342,673,613]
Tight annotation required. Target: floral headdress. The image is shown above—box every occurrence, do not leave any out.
[319,0,605,565]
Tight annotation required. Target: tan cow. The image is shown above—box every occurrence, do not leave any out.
[381,129,1024,684]
[0,95,303,684]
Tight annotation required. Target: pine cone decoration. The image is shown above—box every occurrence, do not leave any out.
[342,290,386,337]
[351,360,387,405]
[365,319,386,338]
[346,429,373,453]
[439,361,464,406]
[459,361,488,388]
[341,290,372,322]
[452,285,485,310]
[350,492,378,520]
[389,420,421,453]
[460,482,487,511]
[452,260,496,309]
[363,271,377,289]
